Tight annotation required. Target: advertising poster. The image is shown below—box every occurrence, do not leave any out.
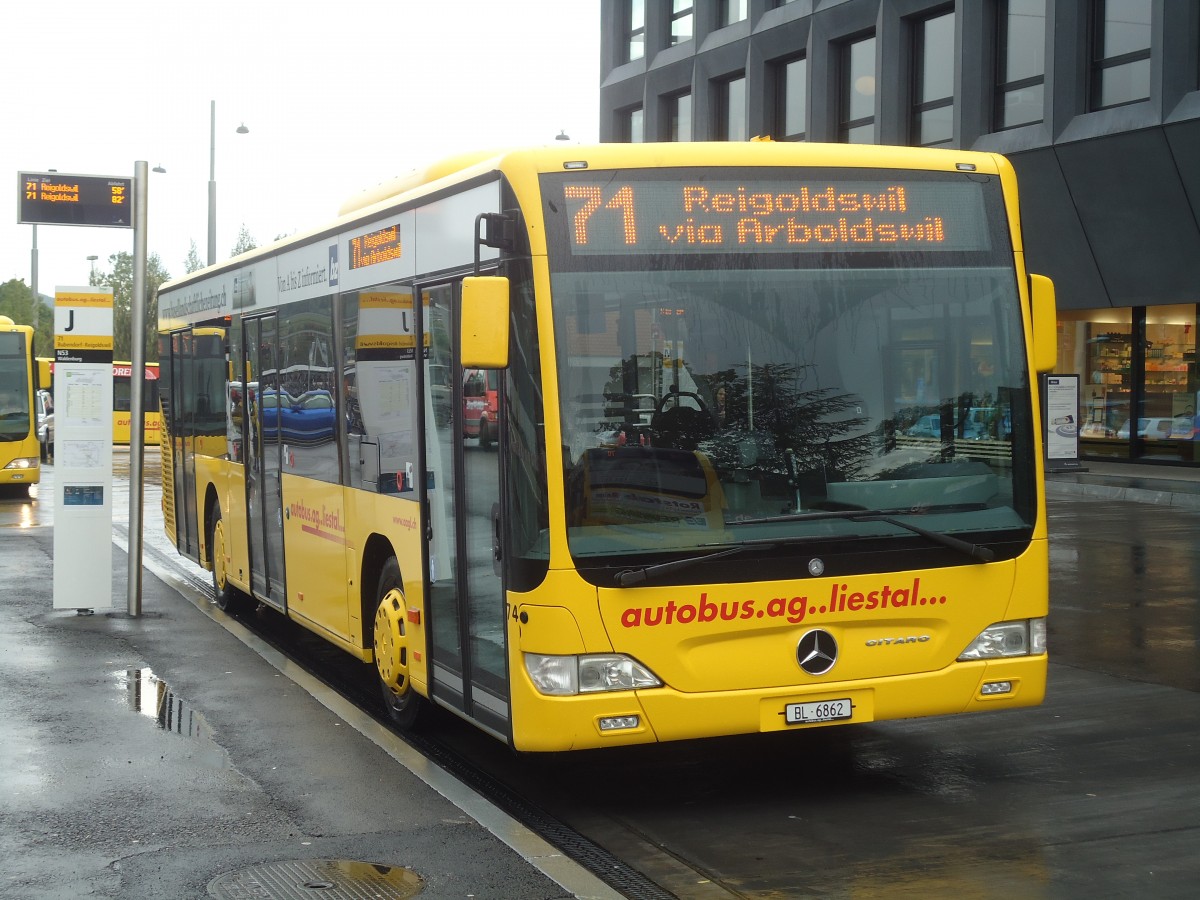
[1044,374,1085,472]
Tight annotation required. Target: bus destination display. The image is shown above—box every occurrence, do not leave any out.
[556,176,992,255]
[17,171,133,228]
[349,224,402,270]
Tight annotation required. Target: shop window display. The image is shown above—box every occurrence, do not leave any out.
[1058,305,1200,462]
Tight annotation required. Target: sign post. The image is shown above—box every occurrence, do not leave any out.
[52,287,115,612]
[22,165,146,615]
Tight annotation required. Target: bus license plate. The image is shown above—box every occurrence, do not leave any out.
[785,698,853,725]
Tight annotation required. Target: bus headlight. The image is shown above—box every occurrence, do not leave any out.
[3,457,38,470]
[958,618,1047,660]
[524,653,663,696]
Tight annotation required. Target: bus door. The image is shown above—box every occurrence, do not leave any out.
[243,314,287,609]
[419,281,509,738]
[167,331,199,558]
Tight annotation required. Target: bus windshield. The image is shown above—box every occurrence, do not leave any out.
[0,335,32,441]
[544,168,1034,566]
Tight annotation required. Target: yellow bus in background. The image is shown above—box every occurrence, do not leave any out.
[113,362,162,445]
[155,142,1057,752]
[0,316,40,495]
[37,358,161,446]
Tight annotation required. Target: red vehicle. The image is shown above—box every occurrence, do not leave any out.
[462,368,499,447]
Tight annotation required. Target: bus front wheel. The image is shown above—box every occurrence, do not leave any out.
[373,558,425,729]
[209,506,250,613]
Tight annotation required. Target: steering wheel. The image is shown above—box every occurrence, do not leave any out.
[652,389,714,451]
[656,389,710,416]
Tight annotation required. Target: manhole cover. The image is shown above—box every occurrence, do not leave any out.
[209,858,422,899]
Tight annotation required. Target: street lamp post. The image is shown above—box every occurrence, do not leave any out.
[207,100,249,266]
[208,101,217,265]
[86,254,97,278]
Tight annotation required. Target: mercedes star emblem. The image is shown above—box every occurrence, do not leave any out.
[796,629,838,675]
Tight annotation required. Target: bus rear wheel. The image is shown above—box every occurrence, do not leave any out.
[209,506,250,613]
[373,558,425,729]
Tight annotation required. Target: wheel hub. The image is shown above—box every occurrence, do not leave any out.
[373,590,408,692]
[213,518,228,589]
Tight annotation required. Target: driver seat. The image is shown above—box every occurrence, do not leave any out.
[651,404,714,450]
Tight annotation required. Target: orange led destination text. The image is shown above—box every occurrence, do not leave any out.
[27,181,80,203]
[349,225,403,270]
[667,184,945,247]
[568,182,951,249]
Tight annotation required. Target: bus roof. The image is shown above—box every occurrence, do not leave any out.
[157,141,1019,320]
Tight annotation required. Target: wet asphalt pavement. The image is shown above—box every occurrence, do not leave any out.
[0,452,613,900]
[1,454,1198,898]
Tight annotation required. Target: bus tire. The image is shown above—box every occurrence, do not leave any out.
[209,506,250,613]
[373,558,425,730]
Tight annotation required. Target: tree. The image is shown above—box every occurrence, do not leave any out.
[0,279,37,328]
[0,279,53,357]
[184,240,203,273]
[90,252,171,362]
[231,224,257,256]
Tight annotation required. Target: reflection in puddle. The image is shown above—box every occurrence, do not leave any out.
[115,669,228,767]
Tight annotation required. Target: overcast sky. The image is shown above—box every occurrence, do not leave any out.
[1,0,600,296]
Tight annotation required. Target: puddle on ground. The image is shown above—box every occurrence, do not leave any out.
[114,668,229,767]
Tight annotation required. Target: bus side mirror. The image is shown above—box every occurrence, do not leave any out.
[1030,274,1057,374]
[461,276,510,369]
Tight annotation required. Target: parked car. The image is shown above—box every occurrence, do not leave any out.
[35,389,53,461]
[260,389,335,445]
[1116,416,1195,440]
[905,412,986,440]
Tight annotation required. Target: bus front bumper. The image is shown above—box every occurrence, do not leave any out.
[510,655,1047,752]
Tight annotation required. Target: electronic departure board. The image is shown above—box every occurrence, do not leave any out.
[548,172,994,256]
[18,171,133,228]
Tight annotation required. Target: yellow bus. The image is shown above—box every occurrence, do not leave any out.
[156,142,1057,752]
[36,358,162,446]
[0,316,40,495]
[112,362,162,445]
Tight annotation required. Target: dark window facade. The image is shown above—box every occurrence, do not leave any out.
[618,106,645,142]
[720,0,747,27]
[775,55,807,140]
[912,9,955,146]
[671,0,694,44]
[625,0,645,62]
[840,34,876,143]
[716,75,747,140]
[666,91,693,141]
[995,0,1046,129]
[1090,0,1152,110]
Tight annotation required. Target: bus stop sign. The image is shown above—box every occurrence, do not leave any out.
[17,171,133,228]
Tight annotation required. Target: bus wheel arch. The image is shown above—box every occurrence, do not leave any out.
[206,491,249,612]
[372,556,426,729]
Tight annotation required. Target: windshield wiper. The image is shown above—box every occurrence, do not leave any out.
[731,508,995,563]
[614,543,775,587]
